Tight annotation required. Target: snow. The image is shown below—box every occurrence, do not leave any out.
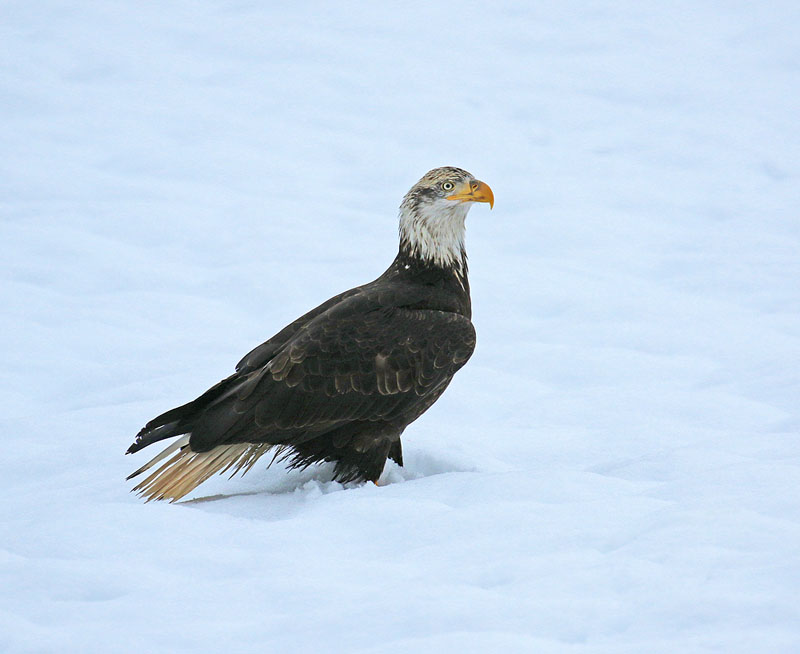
[2,1,800,652]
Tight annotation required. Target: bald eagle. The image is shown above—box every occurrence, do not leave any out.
[127,167,493,501]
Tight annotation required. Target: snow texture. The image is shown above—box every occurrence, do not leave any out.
[2,1,800,652]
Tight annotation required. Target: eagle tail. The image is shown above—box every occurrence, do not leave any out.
[127,437,274,502]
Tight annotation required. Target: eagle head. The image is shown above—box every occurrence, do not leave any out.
[399,167,493,270]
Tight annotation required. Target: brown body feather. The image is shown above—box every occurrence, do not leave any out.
[127,167,488,501]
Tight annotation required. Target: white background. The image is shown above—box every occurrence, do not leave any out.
[2,2,799,652]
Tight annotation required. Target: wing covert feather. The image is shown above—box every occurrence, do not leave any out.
[189,298,475,451]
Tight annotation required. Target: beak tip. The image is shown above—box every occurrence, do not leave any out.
[479,180,494,210]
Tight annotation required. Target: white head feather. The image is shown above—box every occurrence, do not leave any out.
[397,167,491,272]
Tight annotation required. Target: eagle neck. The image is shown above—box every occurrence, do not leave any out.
[394,244,468,282]
[397,197,470,273]
[384,246,472,318]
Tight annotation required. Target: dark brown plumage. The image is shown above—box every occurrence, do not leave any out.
[126,167,493,501]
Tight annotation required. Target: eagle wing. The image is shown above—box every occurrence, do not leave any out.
[188,292,476,453]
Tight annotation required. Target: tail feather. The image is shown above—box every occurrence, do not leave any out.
[126,434,190,480]
[127,437,273,502]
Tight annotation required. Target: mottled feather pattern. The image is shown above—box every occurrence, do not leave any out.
[127,167,482,501]
[398,167,473,273]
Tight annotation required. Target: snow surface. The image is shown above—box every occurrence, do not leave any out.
[2,1,800,652]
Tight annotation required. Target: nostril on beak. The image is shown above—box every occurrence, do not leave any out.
[471,182,479,192]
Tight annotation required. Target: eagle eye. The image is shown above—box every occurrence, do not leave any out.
[441,181,455,192]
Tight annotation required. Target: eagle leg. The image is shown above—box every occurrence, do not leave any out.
[388,439,403,467]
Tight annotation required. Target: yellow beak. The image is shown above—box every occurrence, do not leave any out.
[445,179,494,209]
